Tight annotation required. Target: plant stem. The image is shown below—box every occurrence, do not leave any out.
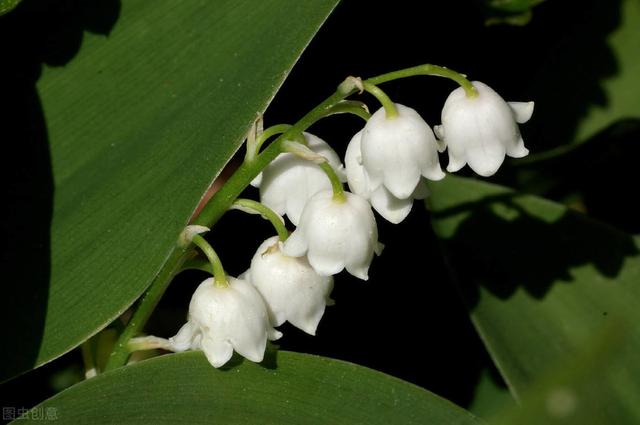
[319,162,346,202]
[254,124,292,156]
[193,87,354,228]
[363,81,398,118]
[105,91,352,371]
[105,64,471,371]
[232,198,289,241]
[191,234,227,287]
[104,247,186,371]
[367,64,478,98]
[322,100,371,122]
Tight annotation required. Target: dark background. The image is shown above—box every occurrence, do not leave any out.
[2,0,637,416]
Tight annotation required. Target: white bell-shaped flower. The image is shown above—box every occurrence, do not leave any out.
[283,190,381,280]
[345,130,429,224]
[168,276,281,368]
[246,236,334,335]
[250,132,346,225]
[360,103,444,200]
[435,81,534,177]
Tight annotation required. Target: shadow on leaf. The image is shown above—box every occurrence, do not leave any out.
[430,187,639,309]
[0,0,121,383]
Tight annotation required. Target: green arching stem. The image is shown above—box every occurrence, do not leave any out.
[106,64,472,371]
[319,162,346,202]
[106,90,355,370]
[232,198,289,241]
[254,124,292,157]
[193,86,356,228]
[362,81,398,118]
[321,100,371,122]
[367,64,478,98]
[181,257,213,274]
[191,234,227,287]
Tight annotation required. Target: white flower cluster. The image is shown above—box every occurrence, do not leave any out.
[150,80,533,368]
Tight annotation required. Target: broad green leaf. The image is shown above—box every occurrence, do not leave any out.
[20,351,482,424]
[0,0,339,382]
[428,176,640,417]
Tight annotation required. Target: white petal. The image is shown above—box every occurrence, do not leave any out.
[250,172,263,188]
[384,162,422,199]
[446,151,467,173]
[440,81,529,177]
[258,133,344,224]
[434,124,444,140]
[369,186,413,224]
[344,130,371,198]
[282,228,308,257]
[307,249,345,276]
[286,191,378,280]
[506,135,529,158]
[345,264,369,280]
[361,104,443,197]
[168,321,198,352]
[508,101,534,124]
[249,236,334,335]
[201,338,234,368]
[421,162,446,181]
[184,277,275,368]
[466,142,506,177]
[268,328,283,341]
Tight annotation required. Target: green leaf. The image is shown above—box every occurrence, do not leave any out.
[483,0,546,26]
[20,351,482,424]
[573,0,640,141]
[427,176,640,418]
[494,326,639,424]
[530,0,640,145]
[468,369,514,420]
[1,0,339,382]
[0,0,21,16]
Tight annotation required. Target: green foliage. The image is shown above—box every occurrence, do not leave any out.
[528,0,640,148]
[482,0,546,25]
[428,175,640,422]
[0,0,21,16]
[20,351,482,424]
[0,0,339,382]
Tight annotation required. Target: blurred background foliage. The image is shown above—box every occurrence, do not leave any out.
[1,0,639,422]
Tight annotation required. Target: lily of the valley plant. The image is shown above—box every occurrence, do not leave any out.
[121,64,533,369]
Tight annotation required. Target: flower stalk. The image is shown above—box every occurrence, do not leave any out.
[105,63,475,371]
[191,234,227,287]
[231,198,289,241]
[362,81,398,119]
